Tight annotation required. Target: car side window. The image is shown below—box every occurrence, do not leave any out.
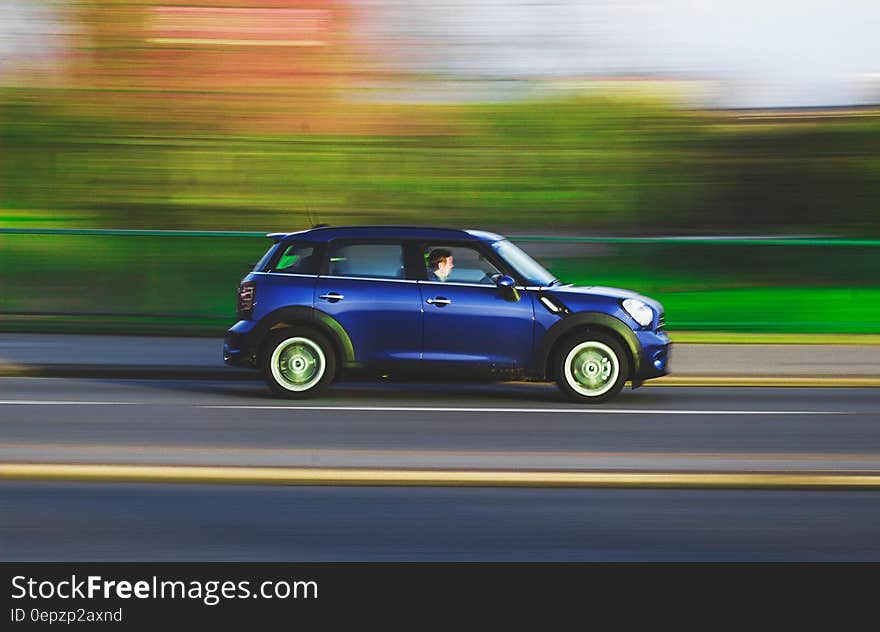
[423,244,501,285]
[272,243,317,274]
[327,242,406,280]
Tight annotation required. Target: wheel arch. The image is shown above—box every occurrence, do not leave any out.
[538,313,641,383]
[254,306,356,370]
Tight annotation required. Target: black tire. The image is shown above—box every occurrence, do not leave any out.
[554,331,629,404]
[260,327,336,398]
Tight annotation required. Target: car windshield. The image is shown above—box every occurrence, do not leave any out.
[491,239,558,287]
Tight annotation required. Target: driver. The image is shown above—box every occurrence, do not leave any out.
[427,248,454,282]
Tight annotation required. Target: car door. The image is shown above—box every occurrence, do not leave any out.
[315,240,422,365]
[418,243,536,369]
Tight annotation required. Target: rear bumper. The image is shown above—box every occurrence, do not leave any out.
[223,320,259,368]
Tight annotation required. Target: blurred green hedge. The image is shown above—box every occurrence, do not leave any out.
[2,90,879,236]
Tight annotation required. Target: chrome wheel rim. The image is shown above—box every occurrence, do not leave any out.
[564,341,619,397]
[270,337,325,392]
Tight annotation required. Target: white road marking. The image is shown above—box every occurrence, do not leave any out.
[0,400,139,405]
[198,405,847,415]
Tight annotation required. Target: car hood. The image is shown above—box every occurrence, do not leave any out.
[546,285,664,313]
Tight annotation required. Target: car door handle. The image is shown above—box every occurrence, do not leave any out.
[426,297,452,306]
[319,293,345,302]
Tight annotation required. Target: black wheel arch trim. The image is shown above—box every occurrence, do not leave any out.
[251,306,356,367]
[536,312,641,381]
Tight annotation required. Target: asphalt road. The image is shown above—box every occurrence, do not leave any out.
[1,378,879,471]
[4,482,880,561]
[2,376,879,560]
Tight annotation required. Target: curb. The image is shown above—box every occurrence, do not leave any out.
[0,364,256,381]
[3,463,880,490]
[648,376,880,387]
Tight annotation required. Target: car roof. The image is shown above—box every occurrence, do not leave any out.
[267,225,505,244]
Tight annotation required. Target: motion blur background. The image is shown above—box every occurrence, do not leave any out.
[2,0,879,336]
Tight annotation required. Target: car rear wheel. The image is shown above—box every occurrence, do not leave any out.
[555,332,628,403]
[262,328,336,398]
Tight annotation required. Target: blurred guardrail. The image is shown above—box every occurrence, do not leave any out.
[1,228,878,336]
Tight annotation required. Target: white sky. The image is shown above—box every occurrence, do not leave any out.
[361,0,880,107]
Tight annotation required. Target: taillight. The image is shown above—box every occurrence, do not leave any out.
[237,281,256,319]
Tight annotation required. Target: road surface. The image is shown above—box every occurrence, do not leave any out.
[1,333,878,560]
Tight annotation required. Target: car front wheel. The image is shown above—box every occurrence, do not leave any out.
[261,328,336,398]
[555,332,628,403]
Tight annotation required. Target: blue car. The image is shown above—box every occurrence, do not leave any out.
[224,226,670,402]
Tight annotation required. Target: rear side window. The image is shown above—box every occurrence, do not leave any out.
[254,243,281,272]
[270,242,318,274]
[327,242,405,280]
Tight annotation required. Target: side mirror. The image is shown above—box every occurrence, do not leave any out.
[495,275,520,302]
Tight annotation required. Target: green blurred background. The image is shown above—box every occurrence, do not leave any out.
[1,1,878,337]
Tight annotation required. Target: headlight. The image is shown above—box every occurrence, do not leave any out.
[622,298,654,327]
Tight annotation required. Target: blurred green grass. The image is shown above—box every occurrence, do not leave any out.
[1,233,877,336]
[0,234,263,331]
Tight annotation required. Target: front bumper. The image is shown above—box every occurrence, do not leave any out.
[635,330,671,382]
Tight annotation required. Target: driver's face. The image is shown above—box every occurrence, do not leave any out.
[438,256,454,274]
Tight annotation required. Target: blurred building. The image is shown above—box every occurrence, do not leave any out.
[79,1,350,87]
[57,0,399,133]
